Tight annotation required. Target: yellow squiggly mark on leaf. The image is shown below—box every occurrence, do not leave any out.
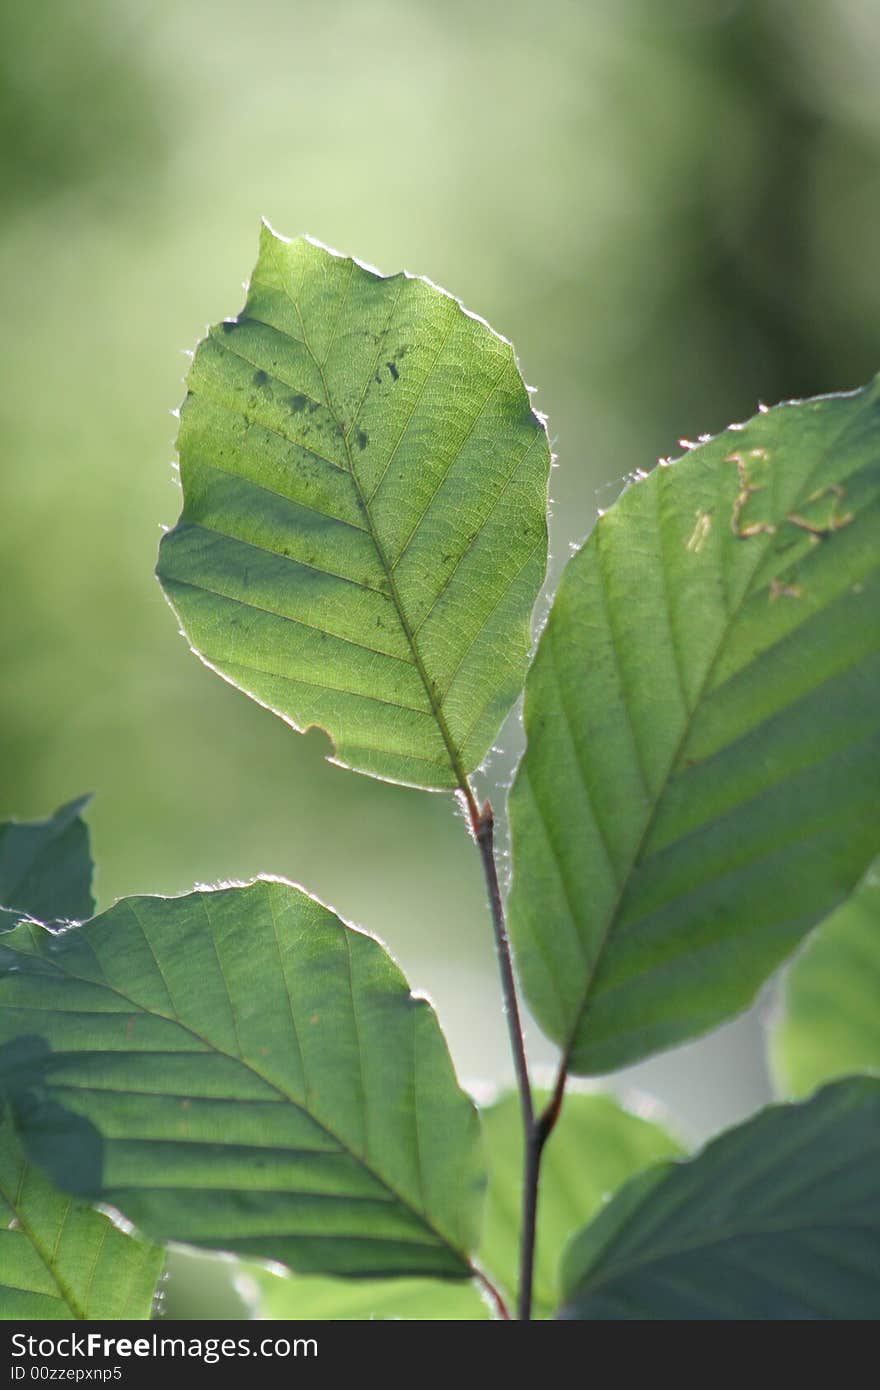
[786,482,855,537]
[685,509,713,553]
[725,450,777,538]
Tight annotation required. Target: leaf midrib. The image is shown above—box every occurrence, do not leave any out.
[557,399,874,1064]
[0,1170,85,1318]
[12,922,472,1272]
[267,241,474,795]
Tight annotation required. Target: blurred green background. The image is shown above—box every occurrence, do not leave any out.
[3,0,879,1316]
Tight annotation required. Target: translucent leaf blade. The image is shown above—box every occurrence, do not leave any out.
[0,1111,162,1320]
[772,858,880,1097]
[157,226,550,790]
[509,380,880,1074]
[239,1088,680,1320]
[243,1266,490,1320]
[0,879,484,1279]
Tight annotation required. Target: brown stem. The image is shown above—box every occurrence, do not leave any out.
[472,799,534,1142]
[519,1050,571,1321]
[471,1263,512,1320]
[464,786,536,1317]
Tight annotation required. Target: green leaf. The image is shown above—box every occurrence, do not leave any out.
[157,224,550,791]
[509,380,880,1074]
[0,1109,162,1320]
[0,879,484,1279]
[241,1088,681,1320]
[242,1265,490,1320]
[559,1077,880,1320]
[480,1089,682,1316]
[771,859,880,1098]
[0,798,94,923]
[0,803,161,1321]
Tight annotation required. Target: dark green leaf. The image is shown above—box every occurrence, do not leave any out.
[509,381,880,1073]
[0,798,94,923]
[559,1078,880,1319]
[0,1110,162,1320]
[157,225,550,790]
[772,860,880,1097]
[0,879,484,1279]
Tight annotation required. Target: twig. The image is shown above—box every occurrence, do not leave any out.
[464,786,536,1318]
[471,798,534,1142]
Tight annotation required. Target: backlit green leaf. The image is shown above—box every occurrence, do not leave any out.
[0,798,94,923]
[0,1110,162,1320]
[241,1088,680,1320]
[243,1265,489,1320]
[0,802,161,1320]
[509,381,880,1074]
[559,1078,880,1319]
[0,879,484,1279]
[157,225,550,791]
[771,859,880,1097]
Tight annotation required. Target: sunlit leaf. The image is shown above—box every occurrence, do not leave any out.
[0,803,161,1320]
[509,380,880,1074]
[240,1087,680,1320]
[0,879,484,1280]
[242,1264,489,1320]
[0,1110,162,1320]
[771,859,880,1097]
[157,225,550,790]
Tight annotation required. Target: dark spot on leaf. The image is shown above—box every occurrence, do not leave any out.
[387,361,399,381]
[355,428,369,451]
[289,394,308,413]
[221,319,237,334]
[253,369,269,387]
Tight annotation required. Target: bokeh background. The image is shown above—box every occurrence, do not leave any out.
[3,0,879,1315]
